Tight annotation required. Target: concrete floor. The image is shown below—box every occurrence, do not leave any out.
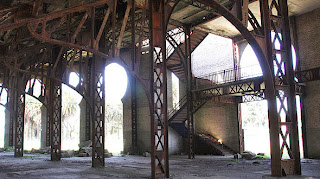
[0,152,319,178]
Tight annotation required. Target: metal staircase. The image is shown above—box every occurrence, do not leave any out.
[166,28,208,82]
[167,65,266,155]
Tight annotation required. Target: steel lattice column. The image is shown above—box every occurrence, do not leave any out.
[91,56,105,167]
[14,74,26,157]
[150,0,169,178]
[185,25,195,159]
[261,0,301,176]
[50,47,63,161]
[50,80,62,161]
[85,56,92,141]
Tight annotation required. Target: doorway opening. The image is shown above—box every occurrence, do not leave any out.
[105,63,128,154]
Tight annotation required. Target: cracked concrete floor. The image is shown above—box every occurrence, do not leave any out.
[0,152,319,178]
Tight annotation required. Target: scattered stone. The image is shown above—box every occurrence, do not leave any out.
[253,161,261,165]
[257,153,265,156]
[142,152,151,157]
[78,140,92,148]
[78,153,89,157]
[61,150,75,158]
[241,151,256,160]
[105,152,112,158]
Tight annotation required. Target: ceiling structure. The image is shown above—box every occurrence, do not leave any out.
[168,0,320,38]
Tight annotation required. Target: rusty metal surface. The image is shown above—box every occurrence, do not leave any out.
[150,0,169,178]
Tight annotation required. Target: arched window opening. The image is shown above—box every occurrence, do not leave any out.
[105,63,128,154]
[25,79,43,98]
[69,72,80,88]
[61,83,82,150]
[239,44,262,78]
[24,79,43,150]
[24,94,42,150]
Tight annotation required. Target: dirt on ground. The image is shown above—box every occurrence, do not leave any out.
[0,152,319,178]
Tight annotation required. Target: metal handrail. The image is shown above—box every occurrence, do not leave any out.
[195,65,263,89]
[168,94,188,120]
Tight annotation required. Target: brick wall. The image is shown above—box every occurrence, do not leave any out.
[296,7,320,158]
[194,99,240,153]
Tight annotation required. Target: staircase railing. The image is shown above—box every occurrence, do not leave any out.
[166,27,185,58]
[195,65,263,89]
[168,94,188,121]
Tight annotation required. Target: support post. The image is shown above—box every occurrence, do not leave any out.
[14,75,26,157]
[261,0,301,176]
[150,0,169,178]
[50,47,62,161]
[185,25,194,159]
[131,0,138,154]
[91,55,105,167]
[49,79,62,161]
[260,0,282,176]
[280,0,301,174]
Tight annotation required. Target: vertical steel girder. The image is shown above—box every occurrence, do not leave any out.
[91,56,105,167]
[50,48,62,161]
[261,0,301,176]
[14,74,26,157]
[50,79,62,161]
[150,0,169,178]
[185,25,195,159]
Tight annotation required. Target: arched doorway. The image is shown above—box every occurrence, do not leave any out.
[104,63,128,154]
[24,79,43,150]
[61,72,82,150]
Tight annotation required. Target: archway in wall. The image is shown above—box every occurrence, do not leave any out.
[24,79,43,150]
[104,63,128,154]
[0,85,7,148]
[61,72,82,150]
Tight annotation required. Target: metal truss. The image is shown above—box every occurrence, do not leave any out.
[295,67,320,83]
[150,1,169,178]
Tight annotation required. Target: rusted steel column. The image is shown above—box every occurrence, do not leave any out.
[150,0,169,178]
[50,47,63,161]
[49,79,62,161]
[279,0,301,174]
[185,25,195,159]
[14,74,26,157]
[260,0,282,176]
[91,55,105,167]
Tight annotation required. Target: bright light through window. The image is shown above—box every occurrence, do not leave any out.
[25,79,42,98]
[69,72,80,88]
[105,63,127,154]
[105,63,128,103]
